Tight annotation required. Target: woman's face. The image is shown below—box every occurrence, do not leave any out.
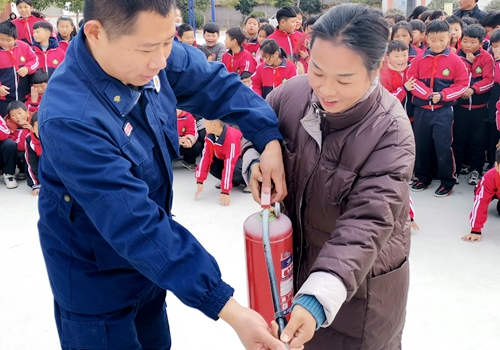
[308,38,376,114]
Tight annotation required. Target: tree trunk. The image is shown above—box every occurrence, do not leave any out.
[296,0,300,7]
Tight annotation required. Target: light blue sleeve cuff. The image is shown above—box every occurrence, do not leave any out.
[292,295,326,330]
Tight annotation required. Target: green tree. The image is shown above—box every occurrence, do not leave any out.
[274,0,294,9]
[299,0,321,15]
[485,0,500,11]
[427,0,459,12]
[235,0,257,17]
[32,0,56,10]
[53,0,84,22]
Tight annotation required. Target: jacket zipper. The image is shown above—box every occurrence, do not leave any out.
[13,66,18,100]
[468,72,472,111]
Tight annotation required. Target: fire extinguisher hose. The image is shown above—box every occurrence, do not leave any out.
[261,190,290,350]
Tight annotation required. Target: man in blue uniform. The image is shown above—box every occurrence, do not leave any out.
[37,0,289,349]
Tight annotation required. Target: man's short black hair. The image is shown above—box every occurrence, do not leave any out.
[445,15,464,30]
[203,22,219,34]
[387,39,409,54]
[482,10,500,28]
[177,23,194,38]
[7,100,27,114]
[0,20,18,39]
[462,24,486,42]
[83,0,175,40]
[226,27,246,46]
[31,69,48,84]
[30,111,38,127]
[490,28,500,44]
[33,20,53,33]
[409,19,426,33]
[426,19,450,35]
[276,6,296,25]
[245,15,260,25]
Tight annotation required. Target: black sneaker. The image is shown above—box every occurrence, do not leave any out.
[181,160,197,172]
[411,181,430,192]
[460,165,470,175]
[434,186,452,198]
[16,172,27,180]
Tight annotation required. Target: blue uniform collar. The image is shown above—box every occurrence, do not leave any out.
[207,124,228,145]
[423,46,450,58]
[71,30,158,117]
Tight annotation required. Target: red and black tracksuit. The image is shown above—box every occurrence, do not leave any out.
[221,48,257,76]
[5,116,30,175]
[57,33,74,52]
[267,29,302,58]
[195,124,244,194]
[380,63,409,106]
[25,131,41,189]
[12,16,51,46]
[32,37,66,79]
[251,58,297,99]
[453,48,494,174]
[177,110,202,165]
[490,56,500,168]
[242,36,260,59]
[0,40,39,116]
[407,47,469,188]
[408,45,422,64]
[0,116,17,176]
[470,168,500,234]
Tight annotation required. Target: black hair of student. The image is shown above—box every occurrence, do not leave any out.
[78,18,84,28]
[244,15,260,25]
[177,23,194,38]
[31,69,48,84]
[391,20,413,40]
[409,19,426,33]
[489,28,500,43]
[83,0,175,41]
[57,16,77,37]
[305,16,317,30]
[16,0,44,18]
[445,15,464,30]
[291,6,303,16]
[30,111,38,127]
[429,10,446,21]
[276,6,296,25]
[7,100,27,114]
[407,5,428,21]
[426,19,450,35]
[462,24,486,42]
[33,20,53,33]
[461,17,478,26]
[419,10,433,22]
[388,14,406,24]
[203,22,220,34]
[481,10,500,28]
[260,39,287,58]
[259,17,269,24]
[9,12,17,20]
[496,146,500,164]
[387,39,409,54]
[311,4,389,73]
[197,46,212,58]
[0,20,18,40]
[240,71,252,80]
[226,27,246,46]
[258,23,275,37]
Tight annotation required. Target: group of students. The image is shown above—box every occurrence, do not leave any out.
[0,0,76,193]
[380,6,500,241]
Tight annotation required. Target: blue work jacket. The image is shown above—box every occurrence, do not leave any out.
[37,31,281,318]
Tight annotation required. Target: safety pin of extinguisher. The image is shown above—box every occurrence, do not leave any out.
[261,189,290,350]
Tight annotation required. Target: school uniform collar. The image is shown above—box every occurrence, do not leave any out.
[263,59,287,69]
[227,48,244,57]
[457,48,482,59]
[72,30,158,117]
[423,46,451,58]
[207,124,228,145]
[0,41,19,52]
[32,36,60,51]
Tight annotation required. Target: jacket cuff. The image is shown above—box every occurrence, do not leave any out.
[251,126,282,154]
[196,181,204,185]
[294,271,347,327]
[198,279,235,320]
[292,295,326,330]
[471,229,482,234]
[471,87,477,94]
[32,184,41,190]
[221,190,229,195]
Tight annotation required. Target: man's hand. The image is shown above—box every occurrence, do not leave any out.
[431,93,441,104]
[218,297,303,350]
[30,86,39,103]
[254,140,287,204]
[462,88,474,99]
[17,67,29,77]
[466,52,475,64]
[0,85,10,97]
[462,233,482,242]
[195,183,203,200]
[272,305,315,349]
[219,193,230,206]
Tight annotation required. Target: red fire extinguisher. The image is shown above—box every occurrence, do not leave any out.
[244,190,294,328]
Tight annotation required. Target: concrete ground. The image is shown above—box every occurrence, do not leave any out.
[1,163,499,350]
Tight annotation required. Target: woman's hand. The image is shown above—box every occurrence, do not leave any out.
[271,305,316,349]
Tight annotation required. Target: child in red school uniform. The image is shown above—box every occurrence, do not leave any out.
[251,39,297,99]
[410,19,426,50]
[195,120,248,207]
[0,20,39,117]
[445,15,463,54]
[25,69,48,113]
[24,111,41,195]
[4,101,31,182]
[453,25,494,186]
[56,16,77,52]
[243,15,260,58]
[255,24,274,65]
[267,6,302,58]
[177,24,197,47]
[463,148,500,242]
[177,109,203,171]
[0,114,18,188]
[222,27,256,76]
[12,0,51,46]
[391,21,422,64]
[487,29,500,170]
[32,21,66,79]
[296,16,316,73]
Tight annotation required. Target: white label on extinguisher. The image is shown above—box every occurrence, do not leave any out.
[280,253,294,315]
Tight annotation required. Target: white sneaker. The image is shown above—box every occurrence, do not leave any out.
[3,174,18,189]
[243,186,251,193]
[215,180,221,189]
[468,170,481,186]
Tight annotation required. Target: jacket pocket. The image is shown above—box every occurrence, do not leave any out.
[61,318,107,349]
[93,243,132,271]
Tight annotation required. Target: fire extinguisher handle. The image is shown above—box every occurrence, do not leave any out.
[260,188,271,209]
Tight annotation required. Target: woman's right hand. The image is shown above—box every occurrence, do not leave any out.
[271,305,316,348]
